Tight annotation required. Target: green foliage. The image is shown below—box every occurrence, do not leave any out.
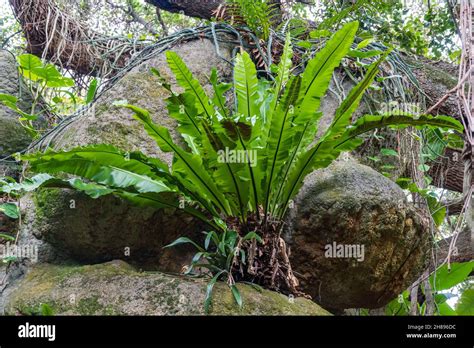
[317,0,387,31]
[429,262,474,292]
[385,261,474,316]
[0,8,22,50]
[225,0,277,39]
[0,53,92,138]
[0,198,19,262]
[385,289,410,315]
[85,78,98,104]
[421,128,464,167]
[18,303,55,316]
[39,303,55,316]
[0,233,15,242]
[456,289,474,315]
[73,0,197,39]
[380,148,398,157]
[0,202,19,219]
[165,229,262,311]
[315,0,458,60]
[17,54,74,88]
[395,178,446,227]
[0,92,38,138]
[5,22,463,309]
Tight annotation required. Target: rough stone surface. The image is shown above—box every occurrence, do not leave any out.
[30,189,205,270]
[51,39,233,156]
[4,39,434,315]
[285,160,430,310]
[0,49,34,158]
[0,49,37,180]
[2,260,331,315]
[27,39,233,270]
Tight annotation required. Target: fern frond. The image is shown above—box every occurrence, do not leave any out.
[224,0,278,40]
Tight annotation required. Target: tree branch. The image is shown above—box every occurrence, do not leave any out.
[144,0,312,20]
[9,0,138,77]
[105,0,159,36]
[145,0,223,20]
[429,147,468,193]
[434,227,473,268]
[155,8,169,36]
[442,196,466,215]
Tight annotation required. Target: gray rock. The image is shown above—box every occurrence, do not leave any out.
[0,49,33,158]
[2,260,331,315]
[26,39,233,270]
[0,49,35,179]
[9,38,431,314]
[285,160,430,310]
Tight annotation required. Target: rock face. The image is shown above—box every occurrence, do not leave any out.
[2,260,330,315]
[0,49,33,177]
[285,160,430,310]
[27,39,233,270]
[3,38,433,315]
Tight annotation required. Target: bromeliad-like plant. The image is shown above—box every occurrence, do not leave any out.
[1,22,463,308]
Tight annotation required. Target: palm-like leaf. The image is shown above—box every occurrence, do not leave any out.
[276,50,387,217]
[295,21,359,127]
[231,52,263,213]
[9,22,464,245]
[270,21,359,215]
[166,51,216,121]
[22,145,175,194]
[123,104,232,216]
[268,33,293,115]
[166,92,203,152]
[160,60,250,219]
[2,172,218,229]
[263,75,301,216]
[234,51,260,120]
[321,50,391,142]
[276,113,463,218]
[210,68,231,118]
[338,113,463,143]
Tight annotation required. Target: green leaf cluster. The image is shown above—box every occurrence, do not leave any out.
[385,261,473,316]
[4,22,463,310]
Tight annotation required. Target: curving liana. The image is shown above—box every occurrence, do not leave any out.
[2,21,463,309]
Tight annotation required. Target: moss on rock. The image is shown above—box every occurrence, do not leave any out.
[26,39,231,269]
[4,260,331,316]
[285,160,430,310]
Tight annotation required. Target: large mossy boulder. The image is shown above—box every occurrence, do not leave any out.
[285,160,430,310]
[2,260,330,315]
[27,39,233,270]
[12,38,433,313]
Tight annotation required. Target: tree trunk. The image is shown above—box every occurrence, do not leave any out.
[9,0,138,77]
[434,227,473,268]
[429,147,467,193]
[144,0,302,20]
[145,0,224,20]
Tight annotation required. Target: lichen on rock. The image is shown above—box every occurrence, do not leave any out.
[0,50,35,177]
[3,260,331,315]
[284,160,430,310]
[26,39,233,269]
